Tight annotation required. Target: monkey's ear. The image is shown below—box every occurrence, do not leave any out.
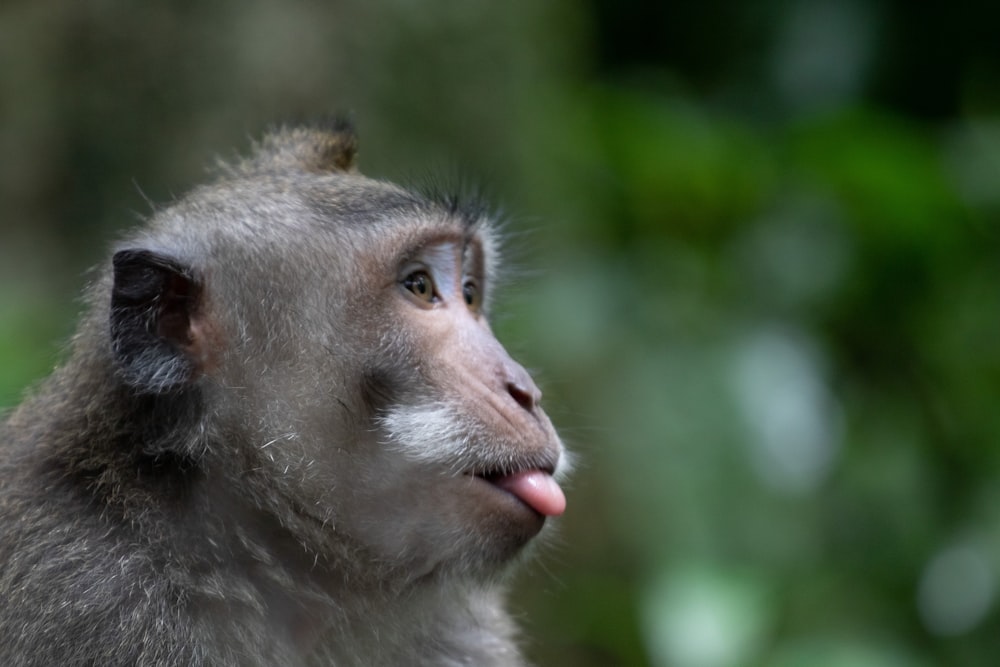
[250,117,359,175]
[110,249,208,393]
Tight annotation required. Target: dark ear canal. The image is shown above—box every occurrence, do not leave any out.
[110,249,205,394]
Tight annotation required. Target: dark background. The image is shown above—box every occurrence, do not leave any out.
[2,1,999,665]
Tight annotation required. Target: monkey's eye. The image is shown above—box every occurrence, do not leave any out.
[463,280,481,311]
[403,271,437,303]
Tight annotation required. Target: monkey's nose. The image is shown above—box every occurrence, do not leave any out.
[507,381,536,412]
[505,365,542,413]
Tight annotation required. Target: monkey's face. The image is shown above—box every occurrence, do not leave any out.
[208,194,569,580]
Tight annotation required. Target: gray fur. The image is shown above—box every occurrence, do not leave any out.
[0,123,567,666]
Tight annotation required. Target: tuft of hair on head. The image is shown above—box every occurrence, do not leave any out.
[232,115,359,177]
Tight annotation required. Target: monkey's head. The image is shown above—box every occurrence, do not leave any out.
[104,120,568,584]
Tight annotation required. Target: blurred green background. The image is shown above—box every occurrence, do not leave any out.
[2,1,999,665]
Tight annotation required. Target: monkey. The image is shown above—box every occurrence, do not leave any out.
[0,119,569,666]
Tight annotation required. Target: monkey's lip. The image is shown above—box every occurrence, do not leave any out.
[473,468,566,517]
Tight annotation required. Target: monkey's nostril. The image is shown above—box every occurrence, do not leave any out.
[507,381,537,413]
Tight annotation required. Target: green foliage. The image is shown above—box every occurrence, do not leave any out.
[0,293,68,407]
[514,77,1000,666]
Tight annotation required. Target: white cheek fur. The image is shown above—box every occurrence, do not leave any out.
[376,401,478,469]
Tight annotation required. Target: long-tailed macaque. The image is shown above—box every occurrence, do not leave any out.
[0,120,569,666]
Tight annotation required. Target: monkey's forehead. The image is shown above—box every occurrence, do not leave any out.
[134,173,497,268]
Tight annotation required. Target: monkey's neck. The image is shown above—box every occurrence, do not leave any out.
[154,468,525,665]
[172,482,523,664]
[318,583,524,666]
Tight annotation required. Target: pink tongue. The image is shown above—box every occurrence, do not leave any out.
[494,469,566,517]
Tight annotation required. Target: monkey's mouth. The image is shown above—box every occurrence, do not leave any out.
[473,467,566,517]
